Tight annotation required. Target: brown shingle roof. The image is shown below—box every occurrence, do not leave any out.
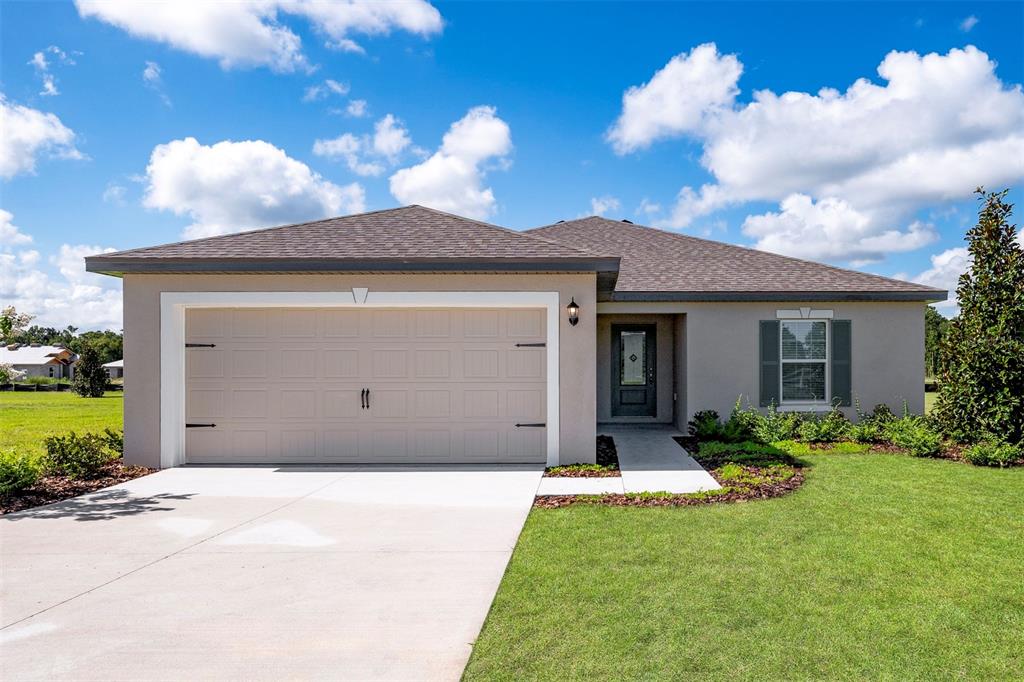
[87,205,618,274]
[528,216,946,301]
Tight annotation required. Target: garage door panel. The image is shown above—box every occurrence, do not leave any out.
[185,307,546,464]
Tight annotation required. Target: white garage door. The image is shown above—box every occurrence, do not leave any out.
[184,307,547,464]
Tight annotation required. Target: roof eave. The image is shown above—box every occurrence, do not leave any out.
[85,255,621,276]
[603,290,948,303]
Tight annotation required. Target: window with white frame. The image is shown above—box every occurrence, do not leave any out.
[780,320,828,403]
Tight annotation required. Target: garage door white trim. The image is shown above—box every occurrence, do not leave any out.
[160,291,561,468]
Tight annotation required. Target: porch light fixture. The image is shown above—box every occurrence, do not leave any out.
[567,297,580,326]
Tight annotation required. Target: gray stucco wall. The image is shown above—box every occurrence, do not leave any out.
[598,301,926,423]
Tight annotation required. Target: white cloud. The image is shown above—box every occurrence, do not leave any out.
[142,61,172,106]
[302,79,349,102]
[312,113,411,177]
[960,15,979,32]
[346,99,368,117]
[589,196,621,216]
[28,46,74,97]
[143,136,365,239]
[611,44,1024,263]
[742,194,938,264]
[0,95,84,179]
[638,198,661,216]
[0,209,33,246]
[910,247,970,311]
[0,211,121,331]
[389,106,512,219]
[102,182,127,205]
[75,0,442,73]
[606,43,742,154]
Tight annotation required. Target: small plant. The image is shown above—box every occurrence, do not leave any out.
[884,416,943,458]
[752,402,801,444]
[102,428,124,455]
[0,449,43,496]
[870,403,896,424]
[688,410,723,440]
[695,440,796,468]
[797,406,850,443]
[72,345,108,398]
[963,440,1021,468]
[44,431,118,479]
[775,440,870,456]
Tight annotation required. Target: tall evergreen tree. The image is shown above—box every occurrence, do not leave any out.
[923,306,949,379]
[933,189,1024,444]
[73,345,109,398]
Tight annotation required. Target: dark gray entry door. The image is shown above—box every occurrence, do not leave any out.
[611,324,656,417]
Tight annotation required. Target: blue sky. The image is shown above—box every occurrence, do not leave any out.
[1,1,1022,330]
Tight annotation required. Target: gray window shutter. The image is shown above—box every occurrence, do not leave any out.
[759,320,780,407]
[831,320,852,406]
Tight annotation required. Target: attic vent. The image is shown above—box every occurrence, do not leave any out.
[621,219,633,224]
[556,220,565,224]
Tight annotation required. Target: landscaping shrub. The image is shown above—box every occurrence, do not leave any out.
[752,402,802,444]
[694,440,796,468]
[883,416,943,458]
[797,407,850,442]
[963,441,1022,468]
[0,449,43,496]
[102,428,124,455]
[688,410,723,440]
[44,431,118,479]
[72,345,108,398]
[932,189,1024,445]
[848,398,883,443]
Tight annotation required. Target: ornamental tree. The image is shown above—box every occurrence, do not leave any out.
[72,345,109,398]
[933,189,1024,444]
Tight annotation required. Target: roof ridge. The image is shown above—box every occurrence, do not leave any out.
[529,215,944,292]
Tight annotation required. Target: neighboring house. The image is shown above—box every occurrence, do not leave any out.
[103,359,124,379]
[0,344,78,380]
[85,205,946,469]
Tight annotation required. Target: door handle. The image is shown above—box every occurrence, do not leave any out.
[361,388,367,409]
[365,388,370,410]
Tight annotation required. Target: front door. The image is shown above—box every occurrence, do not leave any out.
[611,324,656,417]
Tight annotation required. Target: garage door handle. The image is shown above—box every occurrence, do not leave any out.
[366,388,371,409]
[515,423,545,428]
[186,423,216,428]
[361,388,367,409]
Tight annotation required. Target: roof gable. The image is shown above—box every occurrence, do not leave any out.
[528,216,946,301]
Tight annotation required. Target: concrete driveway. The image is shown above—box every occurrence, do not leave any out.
[0,466,542,681]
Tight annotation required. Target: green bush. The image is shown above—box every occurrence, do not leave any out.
[963,441,1021,468]
[72,345,108,398]
[102,428,124,455]
[688,410,723,440]
[870,403,896,424]
[884,416,943,458]
[44,431,118,479]
[0,449,43,496]
[797,407,850,443]
[752,402,802,443]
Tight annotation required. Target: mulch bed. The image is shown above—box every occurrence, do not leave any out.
[534,467,805,508]
[543,435,620,477]
[0,461,155,515]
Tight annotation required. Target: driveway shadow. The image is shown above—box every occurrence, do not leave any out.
[2,489,196,522]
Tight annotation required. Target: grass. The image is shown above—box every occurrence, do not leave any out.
[465,451,1024,680]
[925,391,938,413]
[0,391,123,457]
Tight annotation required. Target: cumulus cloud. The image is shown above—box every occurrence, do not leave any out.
[302,79,349,102]
[909,247,970,312]
[0,210,121,330]
[606,43,742,154]
[143,137,365,239]
[0,95,84,179]
[313,113,412,177]
[589,196,621,216]
[742,194,938,264]
[75,0,443,72]
[389,106,512,219]
[610,44,1024,263]
[346,99,368,117]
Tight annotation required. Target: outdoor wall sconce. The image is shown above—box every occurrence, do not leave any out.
[567,297,580,326]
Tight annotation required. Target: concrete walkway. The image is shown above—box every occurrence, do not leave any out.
[0,465,541,681]
[604,427,721,494]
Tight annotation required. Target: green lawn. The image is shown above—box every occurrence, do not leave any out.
[0,391,123,456]
[925,391,938,413]
[465,452,1024,680]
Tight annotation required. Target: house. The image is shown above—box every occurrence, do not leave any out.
[0,344,78,380]
[85,205,946,469]
[103,359,124,379]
